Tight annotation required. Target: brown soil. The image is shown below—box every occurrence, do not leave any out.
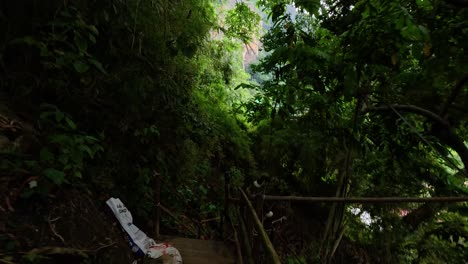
[1,188,133,264]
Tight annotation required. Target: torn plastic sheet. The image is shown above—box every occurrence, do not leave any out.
[106,197,182,263]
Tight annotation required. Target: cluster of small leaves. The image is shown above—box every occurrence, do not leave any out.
[399,210,468,263]
[29,104,102,191]
[12,7,105,75]
[224,2,261,44]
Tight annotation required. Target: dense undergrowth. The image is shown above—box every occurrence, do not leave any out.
[1,0,467,263]
[1,0,258,262]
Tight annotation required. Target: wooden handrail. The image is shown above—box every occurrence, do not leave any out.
[261,195,468,203]
[239,188,281,264]
[230,196,468,203]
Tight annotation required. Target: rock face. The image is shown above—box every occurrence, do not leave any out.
[243,40,261,69]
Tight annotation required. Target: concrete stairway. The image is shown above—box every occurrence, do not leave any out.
[163,237,236,264]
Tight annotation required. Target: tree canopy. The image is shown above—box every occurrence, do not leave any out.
[246,0,467,262]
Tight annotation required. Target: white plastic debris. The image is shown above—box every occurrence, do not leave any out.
[271,216,287,225]
[147,241,183,263]
[28,180,37,188]
[106,197,182,263]
[253,180,262,188]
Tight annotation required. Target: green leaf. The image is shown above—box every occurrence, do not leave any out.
[58,154,69,166]
[50,134,67,144]
[39,111,54,121]
[39,148,54,162]
[85,135,99,142]
[65,117,77,130]
[73,61,90,73]
[73,171,83,179]
[295,0,321,16]
[23,252,39,262]
[55,111,65,122]
[362,5,371,19]
[88,25,99,35]
[24,160,39,170]
[271,4,285,22]
[103,10,110,22]
[225,2,261,44]
[344,66,357,99]
[416,0,433,11]
[55,57,66,67]
[70,150,84,163]
[395,16,405,30]
[88,59,106,74]
[235,83,259,90]
[43,168,66,185]
[80,145,94,158]
[74,34,88,52]
[401,24,426,41]
[208,204,217,211]
[310,47,330,60]
[199,186,207,195]
[418,25,430,41]
[88,34,96,44]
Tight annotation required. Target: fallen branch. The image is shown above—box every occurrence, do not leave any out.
[200,217,220,224]
[48,216,65,245]
[0,243,117,258]
[29,247,87,257]
[89,242,117,252]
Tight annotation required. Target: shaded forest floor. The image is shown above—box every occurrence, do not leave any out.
[1,187,132,264]
[1,107,131,264]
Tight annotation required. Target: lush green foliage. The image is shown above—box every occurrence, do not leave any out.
[1,0,467,263]
[0,0,256,237]
[224,2,261,44]
[245,0,467,262]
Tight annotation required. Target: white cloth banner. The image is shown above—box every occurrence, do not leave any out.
[106,197,182,263]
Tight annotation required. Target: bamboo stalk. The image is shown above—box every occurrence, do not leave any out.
[237,207,255,264]
[154,172,161,239]
[228,213,244,264]
[253,194,264,262]
[200,217,221,224]
[274,232,305,264]
[239,188,281,264]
